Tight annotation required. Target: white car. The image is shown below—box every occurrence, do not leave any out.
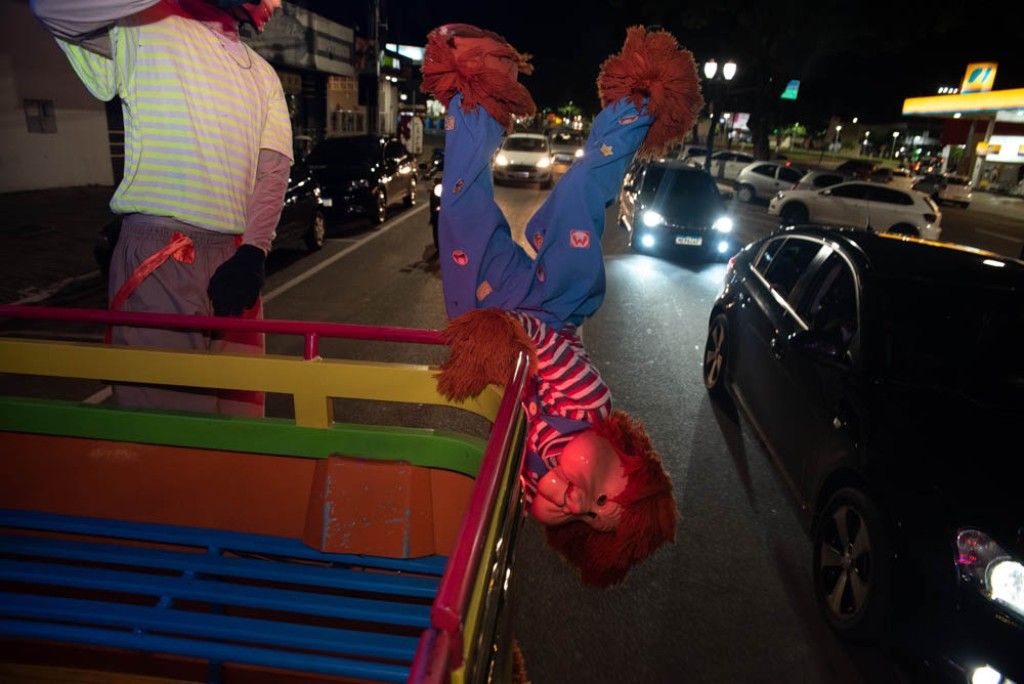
[870,167,916,190]
[685,151,755,181]
[768,180,942,240]
[734,161,806,202]
[938,175,973,208]
[493,133,553,188]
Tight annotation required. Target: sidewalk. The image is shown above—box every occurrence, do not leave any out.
[0,185,115,304]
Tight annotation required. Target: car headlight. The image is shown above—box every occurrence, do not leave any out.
[348,178,369,189]
[495,153,510,167]
[712,216,734,233]
[574,148,584,158]
[536,156,551,169]
[642,210,664,227]
[957,529,1024,619]
[433,182,442,198]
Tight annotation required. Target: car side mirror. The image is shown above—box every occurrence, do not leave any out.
[788,329,850,368]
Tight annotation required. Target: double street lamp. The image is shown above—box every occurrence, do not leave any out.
[891,131,900,159]
[702,59,737,173]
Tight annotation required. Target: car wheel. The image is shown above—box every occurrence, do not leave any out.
[813,487,892,642]
[541,178,554,190]
[959,202,970,209]
[404,179,417,207]
[304,210,326,251]
[372,189,387,225]
[779,202,808,225]
[886,223,918,237]
[703,313,729,401]
[737,184,755,203]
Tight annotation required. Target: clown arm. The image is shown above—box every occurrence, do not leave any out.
[31,0,160,55]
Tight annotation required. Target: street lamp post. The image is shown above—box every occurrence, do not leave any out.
[891,131,900,159]
[863,130,870,156]
[834,124,843,149]
[703,59,737,173]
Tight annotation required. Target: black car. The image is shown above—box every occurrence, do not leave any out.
[833,158,880,179]
[425,149,444,253]
[703,226,1023,682]
[617,160,735,259]
[93,167,326,277]
[306,135,417,226]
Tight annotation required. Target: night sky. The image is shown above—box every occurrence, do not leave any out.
[308,0,1024,129]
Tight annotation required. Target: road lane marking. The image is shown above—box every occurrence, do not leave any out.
[975,228,1022,242]
[263,204,428,303]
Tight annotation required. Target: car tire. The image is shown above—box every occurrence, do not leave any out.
[304,210,326,252]
[886,223,919,237]
[372,189,387,225]
[703,313,729,402]
[959,202,970,209]
[779,202,808,225]
[737,184,755,203]
[541,178,554,190]
[813,487,892,642]
[404,179,417,208]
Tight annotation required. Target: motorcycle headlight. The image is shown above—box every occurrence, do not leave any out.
[642,210,664,228]
[536,156,551,169]
[495,153,510,167]
[957,529,1024,619]
[433,183,442,198]
[574,148,584,158]
[348,178,369,190]
[712,216,734,233]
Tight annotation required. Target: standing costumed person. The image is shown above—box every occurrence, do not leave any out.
[30,0,292,415]
[422,25,704,586]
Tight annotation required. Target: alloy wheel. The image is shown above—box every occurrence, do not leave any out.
[818,505,873,620]
[704,318,726,390]
[305,211,326,251]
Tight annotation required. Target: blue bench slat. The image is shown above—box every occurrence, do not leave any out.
[0,618,410,683]
[1,535,439,599]
[0,560,431,628]
[0,509,447,576]
[0,591,418,662]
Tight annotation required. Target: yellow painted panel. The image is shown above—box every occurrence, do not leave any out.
[902,88,1024,115]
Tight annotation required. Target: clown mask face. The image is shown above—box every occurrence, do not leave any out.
[530,431,628,531]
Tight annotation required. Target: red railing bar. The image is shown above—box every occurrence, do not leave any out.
[407,628,450,684]
[0,305,445,346]
[304,332,319,360]
[429,352,527,667]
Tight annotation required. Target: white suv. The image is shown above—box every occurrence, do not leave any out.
[768,181,942,240]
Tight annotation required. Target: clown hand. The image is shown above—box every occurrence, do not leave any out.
[207,245,265,317]
[436,308,537,401]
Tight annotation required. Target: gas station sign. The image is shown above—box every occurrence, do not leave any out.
[960,63,998,94]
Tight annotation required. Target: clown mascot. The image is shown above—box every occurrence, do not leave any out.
[422,25,705,587]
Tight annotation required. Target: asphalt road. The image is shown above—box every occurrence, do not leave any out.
[4,179,1021,682]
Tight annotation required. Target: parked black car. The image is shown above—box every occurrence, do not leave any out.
[833,158,880,179]
[94,167,326,278]
[307,135,417,225]
[618,160,735,259]
[426,150,444,254]
[703,226,1023,682]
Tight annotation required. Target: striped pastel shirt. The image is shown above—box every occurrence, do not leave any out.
[56,8,292,234]
[514,312,613,503]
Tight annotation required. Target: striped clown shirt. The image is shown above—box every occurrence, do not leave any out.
[56,11,292,234]
[514,312,612,504]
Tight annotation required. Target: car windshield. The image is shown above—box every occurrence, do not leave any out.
[503,137,547,152]
[875,276,1023,405]
[642,167,721,218]
[307,137,380,165]
[550,133,583,146]
[944,176,969,185]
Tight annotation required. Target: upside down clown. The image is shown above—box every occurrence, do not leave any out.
[423,24,705,587]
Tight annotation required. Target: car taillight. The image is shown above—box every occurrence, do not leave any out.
[924,213,937,223]
[725,255,737,276]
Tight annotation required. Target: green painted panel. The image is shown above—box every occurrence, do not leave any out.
[0,396,484,477]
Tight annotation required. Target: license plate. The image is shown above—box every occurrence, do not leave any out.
[514,172,531,179]
[675,236,702,246]
[321,198,333,207]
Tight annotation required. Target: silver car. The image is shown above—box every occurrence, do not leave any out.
[794,170,850,191]
[734,161,806,202]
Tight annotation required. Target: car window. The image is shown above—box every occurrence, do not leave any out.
[777,166,802,183]
[641,166,722,217]
[762,238,825,301]
[813,174,844,187]
[735,153,754,162]
[867,186,914,205]
[751,164,776,178]
[829,183,869,199]
[713,152,733,161]
[503,137,547,152]
[754,237,786,276]
[799,253,857,345]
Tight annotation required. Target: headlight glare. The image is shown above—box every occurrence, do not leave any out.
[536,156,551,168]
[348,178,369,189]
[712,216,734,233]
[495,153,510,167]
[957,529,1024,618]
[574,148,584,158]
[433,183,442,198]
[642,210,664,227]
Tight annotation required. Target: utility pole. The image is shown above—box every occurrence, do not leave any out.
[369,0,380,135]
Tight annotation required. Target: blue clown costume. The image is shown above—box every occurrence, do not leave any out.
[425,23,701,588]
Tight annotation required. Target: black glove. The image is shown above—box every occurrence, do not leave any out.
[207,244,265,317]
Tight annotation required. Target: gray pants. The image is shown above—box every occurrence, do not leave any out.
[108,215,265,415]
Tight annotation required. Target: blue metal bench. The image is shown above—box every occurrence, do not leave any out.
[0,509,449,683]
